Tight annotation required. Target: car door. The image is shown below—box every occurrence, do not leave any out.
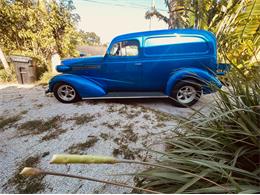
[104,39,143,91]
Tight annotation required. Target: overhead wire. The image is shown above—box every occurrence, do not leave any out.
[82,0,168,12]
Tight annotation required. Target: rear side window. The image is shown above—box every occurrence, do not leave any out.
[144,36,209,56]
[110,40,139,57]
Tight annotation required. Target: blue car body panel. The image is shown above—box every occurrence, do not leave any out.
[49,74,106,97]
[48,29,229,98]
[165,68,222,96]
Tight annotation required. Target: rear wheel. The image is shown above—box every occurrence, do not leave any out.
[170,80,202,107]
[53,82,80,103]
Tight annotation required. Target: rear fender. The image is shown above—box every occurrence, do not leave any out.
[165,68,222,95]
[49,74,106,98]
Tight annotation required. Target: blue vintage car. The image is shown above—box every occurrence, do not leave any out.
[46,29,230,107]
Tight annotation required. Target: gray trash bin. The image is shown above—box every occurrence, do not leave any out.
[10,55,36,84]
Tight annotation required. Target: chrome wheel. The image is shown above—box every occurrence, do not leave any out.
[57,84,76,102]
[177,86,197,104]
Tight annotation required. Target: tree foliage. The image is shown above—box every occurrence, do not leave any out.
[146,0,260,71]
[78,30,101,46]
[146,0,227,29]
[0,0,81,70]
[214,0,260,71]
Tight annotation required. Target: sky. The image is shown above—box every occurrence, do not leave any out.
[73,0,169,43]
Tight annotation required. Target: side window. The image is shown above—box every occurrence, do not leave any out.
[110,40,139,57]
[144,36,209,56]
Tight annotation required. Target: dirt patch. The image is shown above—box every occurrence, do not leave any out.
[140,106,177,121]
[92,184,107,194]
[102,121,121,130]
[112,123,138,145]
[155,123,166,128]
[112,145,142,160]
[35,104,44,109]
[112,123,140,160]
[122,123,138,142]
[143,113,152,120]
[18,115,62,136]
[41,128,67,141]
[20,110,28,115]
[70,114,96,125]
[0,115,21,130]
[99,133,112,141]
[107,104,143,119]
[107,104,176,122]
[65,136,99,154]
[118,105,142,119]
[3,155,45,193]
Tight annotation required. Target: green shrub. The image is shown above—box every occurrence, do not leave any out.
[38,71,55,85]
[0,66,16,83]
[136,69,260,193]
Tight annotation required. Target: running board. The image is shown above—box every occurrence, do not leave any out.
[82,92,169,100]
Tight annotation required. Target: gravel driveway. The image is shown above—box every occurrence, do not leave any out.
[0,84,214,193]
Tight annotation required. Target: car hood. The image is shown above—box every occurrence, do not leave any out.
[61,55,104,66]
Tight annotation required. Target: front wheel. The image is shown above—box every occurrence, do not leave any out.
[170,80,202,107]
[53,82,80,103]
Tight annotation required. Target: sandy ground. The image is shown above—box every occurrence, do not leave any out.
[0,84,214,193]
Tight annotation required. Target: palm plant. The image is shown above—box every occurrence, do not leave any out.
[137,0,260,193]
[145,0,227,29]
[145,0,192,29]
[146,0,260,70]
[135,68,260,193]
[215,0,260,71]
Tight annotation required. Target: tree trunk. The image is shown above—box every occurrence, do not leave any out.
[0,48,10,71]
[168,1,179,29]
[193,0,199,29]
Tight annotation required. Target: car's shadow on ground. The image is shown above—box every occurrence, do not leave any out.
[84,94,214,117]
[0,85,213,117]
[86,97,174,106]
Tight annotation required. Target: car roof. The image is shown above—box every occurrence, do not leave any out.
[112,29,216,42]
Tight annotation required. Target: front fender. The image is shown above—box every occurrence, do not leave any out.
[165,68,222,95]
[48,74,106,98]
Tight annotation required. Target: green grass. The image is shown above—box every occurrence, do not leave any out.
[0,66,16,83]
[135,69,260,193]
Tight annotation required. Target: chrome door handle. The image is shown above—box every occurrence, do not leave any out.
[134,62,142,66]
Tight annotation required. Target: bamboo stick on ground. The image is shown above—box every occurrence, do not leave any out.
[50,154,229,192]
[51,154,117,164]
[20,167,160,194]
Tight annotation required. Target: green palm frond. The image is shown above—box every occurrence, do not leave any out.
[139,1,260,193]
[145,8,169,24]
[136,69,260,193]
